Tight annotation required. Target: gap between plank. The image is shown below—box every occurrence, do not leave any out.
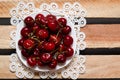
[1,48,120,55]
[0,18,120,25]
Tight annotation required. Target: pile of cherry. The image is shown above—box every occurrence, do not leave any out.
[18,13,74,69]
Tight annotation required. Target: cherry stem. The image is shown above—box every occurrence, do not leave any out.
[28,32,34,38]
[56,28,62,38]
[51,47,59,54]
[31,36,41,43]
[43,10,52,14]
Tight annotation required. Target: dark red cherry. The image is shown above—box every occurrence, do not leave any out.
[47,21,58,32]
[44,42,55,52]
[21,49,30,58]
[32,23,40,32]
[46,14,56,22]
[58,18,67,27]
[35,14,44,25]
[18,38,26,47]
[40,53,52,63]
[57,54,66,63]
[21,27,31,38]
[65,47,74,57]
[62,25,71,35]
[48,58,57,69]
[24,16,34,27]
[37,60,44,67]
[63,35,73,46]
[23,39,35,49]
[49,34,61,46]
[58,44,66,52]
[27,56,37,67]
[35,29,49,39]
[40,17,48,26]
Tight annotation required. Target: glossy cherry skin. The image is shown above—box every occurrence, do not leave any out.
[18,38,26,47]
[37,60,44,67]
[21,27,31,38]
[47,21,59,32]
[62,25,71,35]
[27,56,37,67]
[40,17,48,26]
[21,49,30,58]
[63,35,73,46]
[46,14,56,22]
[40,53,52,63]
[65,47,74,57]
[48,58,57,69]
[49,34,61,46]
[23,39,35,49]
[35,29,49,39]
[58,44,66,52]
[44,42,55,52]
[35,14,44,25]
[57,54,66,63]
[32,23,40,32]
[58,18,67,27]
[24,16,34,27]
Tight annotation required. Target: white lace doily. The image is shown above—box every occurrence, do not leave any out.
[9,1,86,79]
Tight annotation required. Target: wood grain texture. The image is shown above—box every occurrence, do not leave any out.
[0,24,120,49]
[82,24,120,48]
[0,26,16,49]
[0,0,120,17]
[0,55,120,78]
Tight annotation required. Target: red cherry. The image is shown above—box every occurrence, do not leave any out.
[49,34,61,46]
[46,14,56,22]
[24,16,34,27]
[63,35,73,46]
[48,58,57,69]
[21,49,30,58]
[65,47,74,57]
[27,56,37,67]
[35,29,49,39]
[62,25,71,35]
[35,14,44,25]
[37,60,44,67]
[21,27,31,38]
[40,53,52,63]
[33,47,40,56]
[44,42,55,52]
[23,39,35,49]
[18,38,26,47]
[40,17,48,26]
[32,23,40,32]
[58,18,67,27]
[58,44,66,52]
[57,54,66,63]
[47,21,59,32]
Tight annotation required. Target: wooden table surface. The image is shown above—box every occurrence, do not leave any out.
[0,0,120,79]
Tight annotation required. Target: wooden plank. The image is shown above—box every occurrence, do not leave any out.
[82,24,120,48]
[0,55,120,78]
[0,24,120,49]
[0,0,120,17]
[0,26,16,49]
[80,55,120,78]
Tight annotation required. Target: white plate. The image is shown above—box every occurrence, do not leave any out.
[16,11,76,72]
